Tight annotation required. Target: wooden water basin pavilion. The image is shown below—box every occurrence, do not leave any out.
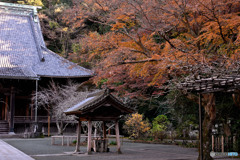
[65,90,134,154]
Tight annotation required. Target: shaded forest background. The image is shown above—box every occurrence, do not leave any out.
[2,0,240,143]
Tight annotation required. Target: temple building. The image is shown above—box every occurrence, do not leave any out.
[0,2,93,134]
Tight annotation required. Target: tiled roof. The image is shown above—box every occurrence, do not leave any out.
[0,3,93,80]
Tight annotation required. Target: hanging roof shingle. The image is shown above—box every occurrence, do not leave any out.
[0,2,93,80]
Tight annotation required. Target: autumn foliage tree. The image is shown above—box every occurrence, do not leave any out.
[123,113,151,139]
[63,0,240,96]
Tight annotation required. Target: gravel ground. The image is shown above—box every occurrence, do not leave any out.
[3,138,199,160]
[2,138,238,160]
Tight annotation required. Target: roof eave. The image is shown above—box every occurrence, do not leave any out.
[64,111,82,115]
[0,75,40,80]
[38,75,93,78]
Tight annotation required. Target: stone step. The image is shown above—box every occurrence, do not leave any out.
[0,129,9,132]
[0,123,9,127]
[0,121,9,134]
[0,128,9,130]
[0,121,8,123]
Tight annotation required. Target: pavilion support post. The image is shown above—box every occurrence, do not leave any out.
[9,87,15,134]
[103,121,107,152]
[75,120,81,153]
[103,121,107,139]
[199,94,203,160]
[87,120,92,154]
[115,120,122,154]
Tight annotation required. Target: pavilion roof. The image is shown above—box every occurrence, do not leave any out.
[64,90,134,119]
[0,2,93,80]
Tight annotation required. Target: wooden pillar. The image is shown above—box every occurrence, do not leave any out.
[48,105,50,137]
[198,94,203,160]
[30,97,34,120]
[48,114,51,137]
[233,135,236,149]
[218,137,220,151]
[9,87,15,133]
[75,120,81,153]
[35,80,38,123]
[103,121,107,152]
[26,104,29,119]
[226,136,229,152]
[5,95,8,121]
[221,135,224,152]
[212,135,214,151]
[1,101,4,120]
[103,121,106,139]
[115,120,121,154]
[87,120,92,154]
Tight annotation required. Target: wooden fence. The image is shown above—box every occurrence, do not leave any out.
[212,135,237,152]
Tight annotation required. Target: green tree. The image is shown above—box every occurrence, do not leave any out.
[151,115,170,140]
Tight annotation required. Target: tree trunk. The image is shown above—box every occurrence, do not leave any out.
[202,110,213,160]
[56,119,63,135]
[200,93,216,160]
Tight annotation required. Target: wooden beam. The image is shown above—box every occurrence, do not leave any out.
[86,117,119,121]
[115,120,122,154]
[79,117,87,121]
[15,96,32,99]
[87,120,92,154]
[75,120,81,153]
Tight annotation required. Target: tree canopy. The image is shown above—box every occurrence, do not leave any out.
[61,0,240,97]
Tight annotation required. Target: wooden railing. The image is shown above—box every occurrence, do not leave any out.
[14,116,77,123]
[14,116,48,123]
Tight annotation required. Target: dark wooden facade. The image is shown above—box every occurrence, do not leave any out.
[0,78,90,134]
